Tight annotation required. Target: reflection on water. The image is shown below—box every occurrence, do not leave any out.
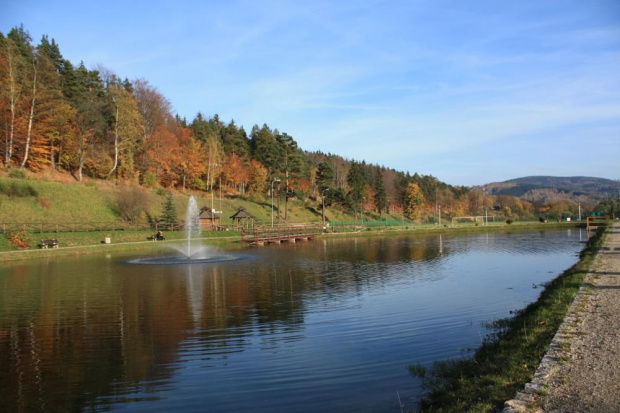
[0,229,584,412]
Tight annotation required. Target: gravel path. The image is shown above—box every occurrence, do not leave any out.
[503,223,620,412]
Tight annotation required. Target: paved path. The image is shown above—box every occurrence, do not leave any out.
[504,223,620,412]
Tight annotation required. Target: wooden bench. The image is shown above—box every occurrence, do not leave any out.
[40,239,59,248]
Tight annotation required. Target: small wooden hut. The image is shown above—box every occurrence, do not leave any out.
[198,207,220,230]
[230,207,255,229]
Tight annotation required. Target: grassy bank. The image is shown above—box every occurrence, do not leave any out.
[408,226,606,412]
[0,216,581,262]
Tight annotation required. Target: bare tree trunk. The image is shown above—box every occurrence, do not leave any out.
[108,105,120,177]
[5,46,18,166]
[20,58,37,169]
[77,131,86,182]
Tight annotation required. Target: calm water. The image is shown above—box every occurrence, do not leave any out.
[0,229,586,412]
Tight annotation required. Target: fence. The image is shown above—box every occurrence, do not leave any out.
[331,220,404,227]
[0,221,186,234]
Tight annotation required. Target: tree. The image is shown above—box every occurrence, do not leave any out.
[248,160,268,195]
[346,161,365,209]
[221,120,250,159]
[160,192,178,224]
[373,166,387,214]
[99,67,141,179]
[404,182,425,219]
[133,78,173,176]
[275,131,306,220]
[250,124,283,177]
[316,161,334,191]
[69,63,106,181]
[178,129,206,190]
[223,153,250,193]
[0,29,28,166]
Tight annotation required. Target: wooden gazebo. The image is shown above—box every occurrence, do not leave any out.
[230,207,255,229]
[199,207,220,230]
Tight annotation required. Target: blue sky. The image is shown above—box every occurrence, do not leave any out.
[2,0,619,186]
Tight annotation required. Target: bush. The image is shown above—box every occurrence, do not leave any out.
[115,186,150,223]
[0,180,38,198]
[8,169,27,179]
[143,172,158,189]
[7,231,30,249]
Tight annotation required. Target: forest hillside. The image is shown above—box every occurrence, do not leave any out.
[1,25,614,226]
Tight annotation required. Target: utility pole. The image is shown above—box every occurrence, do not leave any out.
[271,178,280,227]
[322,188,329,229]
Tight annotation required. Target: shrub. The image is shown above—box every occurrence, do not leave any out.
[8,169,27,179]
[7,231,30,249]
[115,186,150,223]
[191,178,206,190]
[0,180,38,198]
[143,172,158,189]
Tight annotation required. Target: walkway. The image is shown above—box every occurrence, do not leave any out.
[504,222,620,412]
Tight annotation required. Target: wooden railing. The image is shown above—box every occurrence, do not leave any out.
[241,225,324,244]
[0,221,186,234]
[586,216,609,231]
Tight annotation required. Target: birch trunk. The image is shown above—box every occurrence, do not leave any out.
[4,46,18,165]
[20,58,37,169]
[108,105,120,177]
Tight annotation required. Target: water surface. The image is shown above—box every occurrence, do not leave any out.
[0,229,585,412]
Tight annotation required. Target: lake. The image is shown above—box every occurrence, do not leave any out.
[0,228,586,412]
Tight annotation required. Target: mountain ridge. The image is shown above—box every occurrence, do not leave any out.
[479,176,620,204]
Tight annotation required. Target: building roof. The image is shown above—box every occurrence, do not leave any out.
[230,207,255,219]
[199,208,220,220]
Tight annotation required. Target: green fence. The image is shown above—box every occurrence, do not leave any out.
[330,220,404,227]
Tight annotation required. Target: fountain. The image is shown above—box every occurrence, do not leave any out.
[128,196,240,265]
[185,195,201,258]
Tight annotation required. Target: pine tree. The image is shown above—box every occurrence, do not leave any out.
[373,166,387,214]
[161,193,178,224]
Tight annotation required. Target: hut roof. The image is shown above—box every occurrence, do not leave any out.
[230,207,255,219]
[199,208,220,219]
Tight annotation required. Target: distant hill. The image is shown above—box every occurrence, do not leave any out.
[480,176,620,204]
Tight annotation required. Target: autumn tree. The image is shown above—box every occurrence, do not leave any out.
[404,182,425,219]
[178,128,206,190]
[223,153,250,193]
[99,67,141,179]
[248,160,268,196]
[133,78,173,177]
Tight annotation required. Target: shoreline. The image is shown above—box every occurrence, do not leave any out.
[0,221,582,263]
[503,222,620,412]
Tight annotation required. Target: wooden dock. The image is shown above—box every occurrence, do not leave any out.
[241,225,323,245]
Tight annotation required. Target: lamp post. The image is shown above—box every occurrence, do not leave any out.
[322,188,329,228]
[211,164,218,213]
[271,178,280,227]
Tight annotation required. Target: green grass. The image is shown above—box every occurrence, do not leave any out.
[408,226,606,412]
